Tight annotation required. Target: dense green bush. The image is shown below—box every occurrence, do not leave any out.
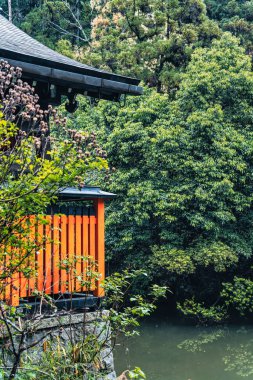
[71,33,253,321]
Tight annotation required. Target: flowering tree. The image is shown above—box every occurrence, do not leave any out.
[0,59,108,378]
[0,58,107,309]
[0,60,167,379]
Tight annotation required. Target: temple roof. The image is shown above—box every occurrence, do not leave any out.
[59,187,116,200]
[0,15,142,103]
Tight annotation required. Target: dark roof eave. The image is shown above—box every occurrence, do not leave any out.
[58,187,116,200]
[0,47,140,86]
[2,56,143,97]
[0,14,143,98]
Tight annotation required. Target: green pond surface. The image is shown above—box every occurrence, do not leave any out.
[114,316,253,380]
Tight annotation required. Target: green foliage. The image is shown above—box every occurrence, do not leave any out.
[3,0,253,326]
[71,33,253,319]
[103,270,167,337]
[0,62,114,378]
[0,0,33,23]
[128,367,146,379]
[0,269,162,379]
[0,0,91,50]
[192,241,238,272]
[0,111,106,282]
[205,0,253,53]
[152,247,196,275]
[85,0,221,92]
[178,299,227,323]
[222,277,253,316]
[29,337,104,379]
[152,241,238,275]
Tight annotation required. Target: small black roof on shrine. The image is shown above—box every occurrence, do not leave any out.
[58,186,116,200]
[0,15,142,102]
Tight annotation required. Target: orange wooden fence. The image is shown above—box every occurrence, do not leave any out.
[2,199,105,306]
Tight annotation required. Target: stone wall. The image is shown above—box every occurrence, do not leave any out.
[18,311,117,379]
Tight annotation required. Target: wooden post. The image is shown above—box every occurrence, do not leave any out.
[94,199,105,297]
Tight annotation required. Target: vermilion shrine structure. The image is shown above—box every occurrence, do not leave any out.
[0,15,142,308]
[5,188,115,308]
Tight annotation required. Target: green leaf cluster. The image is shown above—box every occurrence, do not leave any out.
[72,33,253,319]
[84,0,221,92]
[206,0,253,53]
[222,277,253,316]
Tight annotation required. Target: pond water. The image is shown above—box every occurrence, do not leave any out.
[114,315,253,380]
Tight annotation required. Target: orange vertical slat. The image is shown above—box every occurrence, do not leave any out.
[89,215,96,292]
[45,215,52,294]
[11,268,19,306]
[0,243,5,302]
[28,215,36,296]
[94,200,105,297]
[75,215,82,292]
[36,220,44,292]
[5,254,11,305]
[68,215,75,293]
[52,215,60,294]
[19,218,29,299]
[60,215,67,293]
[19,269,28,298]
[11,240,20,306]
[9,233,20,306]
[89,216,96,260]
[82,215,89,291]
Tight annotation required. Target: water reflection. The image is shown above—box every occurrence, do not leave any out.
[178,328,226,352]
[178,326,253,377]
[114,320,253,379]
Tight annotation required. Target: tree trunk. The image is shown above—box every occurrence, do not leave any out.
[8,0,12,22]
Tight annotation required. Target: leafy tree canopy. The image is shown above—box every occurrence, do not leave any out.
[0,0,91,50]
[72,33,253,318]
[2,0,253,321]
[84,0,221,93]
[205,0,253,53]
